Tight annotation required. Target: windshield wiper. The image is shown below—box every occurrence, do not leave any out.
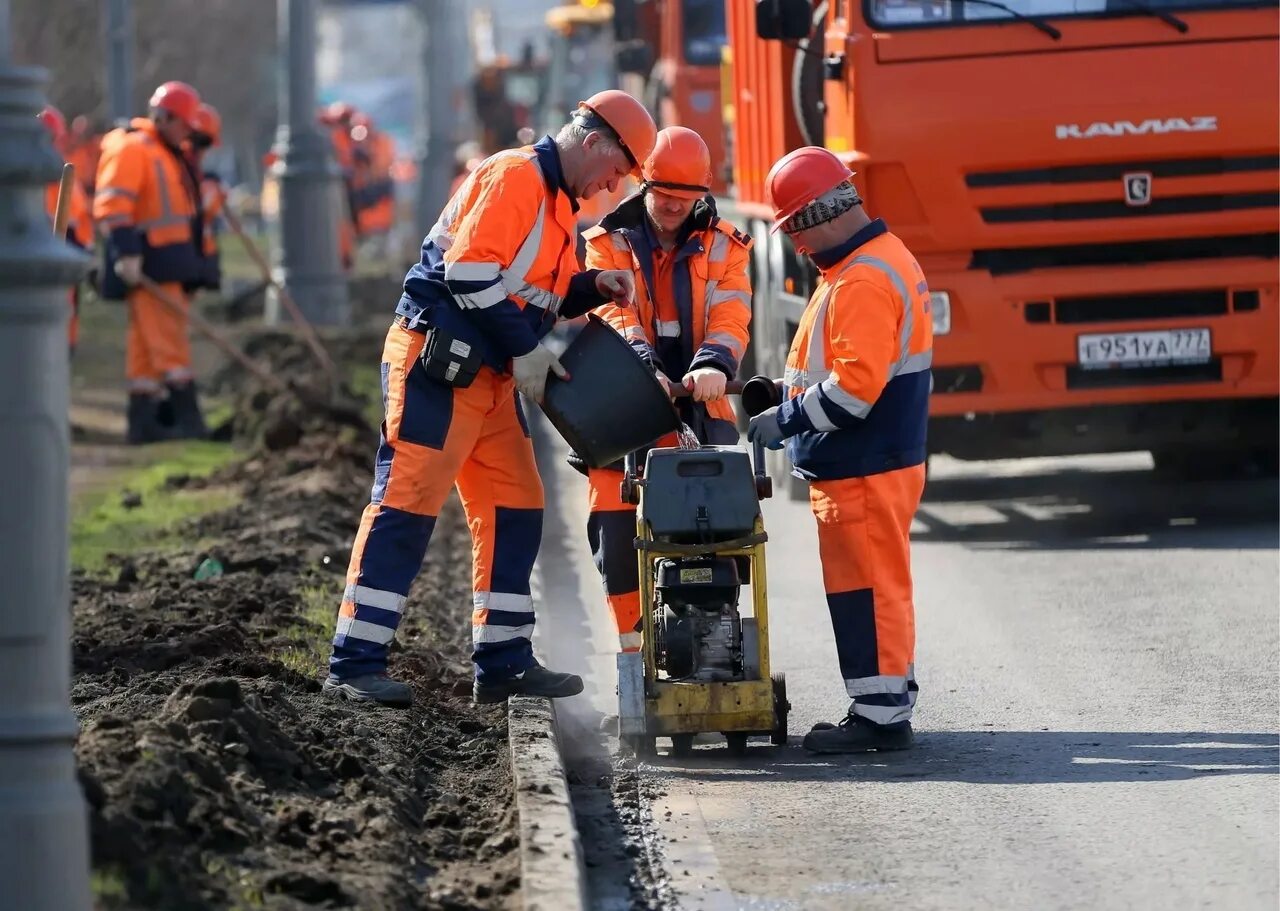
[950,0,1062,39]
[1109,0,1190,33]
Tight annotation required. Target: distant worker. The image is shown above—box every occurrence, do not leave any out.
[65,114,102,197]
[188,103,226,295]
[323,90,656,709]
[579,126,752,652]
[349,113,396,249]
[39,105,93,355]
[319,101,359,271]
[747,147,933,753]
[94,80,208,444]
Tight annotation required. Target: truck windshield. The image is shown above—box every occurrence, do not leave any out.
[684,0,727,66]
[867,0,1274,27]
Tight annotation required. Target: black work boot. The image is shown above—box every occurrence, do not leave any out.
[473,662,585,705]
[802,713,914,754]
[126,393,170,445]
[322,673,413,709]
[166,381,208,440]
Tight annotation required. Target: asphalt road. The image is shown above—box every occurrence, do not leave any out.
[531,420,1279,911]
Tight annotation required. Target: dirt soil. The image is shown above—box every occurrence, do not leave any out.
[72,333,519,910]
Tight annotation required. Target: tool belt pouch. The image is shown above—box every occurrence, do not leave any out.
[419,327,481,389]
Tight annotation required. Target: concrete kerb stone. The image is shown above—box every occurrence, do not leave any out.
[508,696,587,911]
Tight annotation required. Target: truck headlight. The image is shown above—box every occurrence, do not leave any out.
[929,291,951,336]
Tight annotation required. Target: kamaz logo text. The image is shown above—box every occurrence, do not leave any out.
[1055,117,1218,140]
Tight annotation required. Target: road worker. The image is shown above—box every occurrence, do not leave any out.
[65,114,102,198]
[94,81,208,444]
[323,90,657,709]
[188,103,225,295]
[320,102,359,271]
[579,126,752,652]
[39,105,93,355]
[746,146,932,754]
[349,113,396,258]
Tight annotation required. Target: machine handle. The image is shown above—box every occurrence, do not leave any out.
[667,379,746,399]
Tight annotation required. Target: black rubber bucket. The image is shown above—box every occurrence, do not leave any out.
[542,313,681,468]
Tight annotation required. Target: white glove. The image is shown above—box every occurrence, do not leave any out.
[683,368,727,402]
[596,269,635,306]
[747,406,786,450]
[512,343,568,405]
[114,255,143,287]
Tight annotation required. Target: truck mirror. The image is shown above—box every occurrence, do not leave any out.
[756,0,813,41]
[615,41,654,76]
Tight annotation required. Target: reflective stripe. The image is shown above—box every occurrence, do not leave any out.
[345,584,407,615]
[783,366,807,389]
[508,281,563,313]
[622,326,647,343]
[818,376,871,419]
[136,214,191,231]
[705,331,744,358]
[163,367,194,384]
[445,261,501,282]
[98,213,132,227]
[656,319,681,338]
[708,233,729,263]
[474,591,535,613]
[801,388,838,432]
[455,283,508,309]
[152,158,174,222]
[95,187,138,202]
[848,674,910,697]
[504,195,546,286]
[611,233,630,253]
[848,254,915,370]
[472,623,535,645]
[709,289,750,311]
[335,616,396,645]
[849,700,913,725]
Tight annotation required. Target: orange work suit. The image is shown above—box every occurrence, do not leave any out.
[328,124,358,269]
[580,194,753,649]
[197,170,226,291]
[44,176,92,352]
[329,136,610,685]
[94,118,203,392]
[774,218,933,727]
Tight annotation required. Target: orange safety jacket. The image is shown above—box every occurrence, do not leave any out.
[582,194,752,437]
[44,177,93,250]
[396,135,609,371]
[777,219,933,480]
[93,118,203,300]
[197,170,226,290]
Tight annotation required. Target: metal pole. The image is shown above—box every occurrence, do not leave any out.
[273,0,349,326]
[0,0,92,907]
[415,0,455,232]
[104,0,134,125]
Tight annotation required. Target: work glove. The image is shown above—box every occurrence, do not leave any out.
[595,269,635,306]
[746,406,786,451]
[513,343,569,405]
[682,368,727,403]
[114,255,143,287]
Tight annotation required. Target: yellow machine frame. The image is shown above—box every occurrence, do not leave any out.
[634,513,775,737]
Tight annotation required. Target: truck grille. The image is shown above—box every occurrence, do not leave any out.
[966,155,1279,188]
[1054,290,1229,324]
[980,192,1277,224]
[1066,359,1223,390]
[970,233,1279,275]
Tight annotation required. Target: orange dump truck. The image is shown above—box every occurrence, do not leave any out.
[720,0,1279,476]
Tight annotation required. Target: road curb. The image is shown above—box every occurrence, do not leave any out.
[508,695,587,911]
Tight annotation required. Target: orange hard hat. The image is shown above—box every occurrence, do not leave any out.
[577,89,656,174]
[37,105,67,145]
[642,127,711,200]
[192,103,222,146]
[765,146,855,233]
[149,81,202,128]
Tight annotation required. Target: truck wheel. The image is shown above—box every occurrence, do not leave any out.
[771,674,790,747]
[622,734,655,758]
[670,734,695,758]
[724,732,749,757]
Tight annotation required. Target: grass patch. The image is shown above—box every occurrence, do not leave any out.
[91,866,128,905]
[278,582,337,677]
[347,362,384,428]
[71,441,241,573]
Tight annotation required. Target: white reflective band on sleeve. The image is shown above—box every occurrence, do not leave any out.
[802,387,839,432]
[344,584,408,615]
[848,674,910,696]
[708,233,729,263]
[704,331,744,358]
[611,233,631,253]
[474,591,535,614]
[508,281,563,313]
[784,366,808,391]
[335,616,396,645]
[623,326,648,343]
[709,289,750,310]
[818,376,871,419]
[445,261,502,282]
[454,283,509,309]
[849,701,913,725]
[656,320,682,338]
[472,623,535,645]
[95,187,138,202]
[889,349,933,380]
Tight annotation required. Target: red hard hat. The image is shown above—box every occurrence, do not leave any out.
[192,103,222,146]
[38,105,67,145]
[578,89,657,175]
[642,127,712,200]
[149,81,202,128]
[765,146,855,233]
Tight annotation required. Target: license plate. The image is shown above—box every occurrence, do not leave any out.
[1076,328,1211,369]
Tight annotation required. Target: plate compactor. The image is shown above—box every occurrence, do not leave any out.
[616,379,789,758]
